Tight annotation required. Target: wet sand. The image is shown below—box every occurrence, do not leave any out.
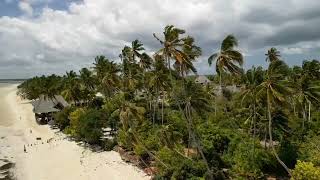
[0,83,148,180]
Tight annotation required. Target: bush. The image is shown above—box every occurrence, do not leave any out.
[156,147,207,179]
[227,141,275,179]
[291,161,320,180]
[77,109,106,144]
[102,138,118,151]
[68,108,86,138]
[298,135,320,166]
[117,129,134,150]
[54,107,74,130]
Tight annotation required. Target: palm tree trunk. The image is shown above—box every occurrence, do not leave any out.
[267,92,292,176]
[308,101,311,123]
[161,91,164,125]
[252,102,256,155]
[185,104,212,178]
[302,103,307,129]
[153,98,156,126]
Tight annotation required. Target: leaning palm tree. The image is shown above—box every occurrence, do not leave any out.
[294,77,320,127]
[241,66,264,138]
[172,80,212,177]
[208,35,244,87]
[265,47,281,62]
[174,36,202,77]
[257,60,292,176]
[153,25,191,75]
[93,56,120,97]
[131,39,145,63]
[148,55,171,124]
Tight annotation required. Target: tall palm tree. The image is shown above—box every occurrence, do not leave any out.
[148,55,171,124]
[294,76,320,127]
[265,47,281,62]
[172,80,212,177]
[93,56,120,97]
[241,66,264,137]
[208,35,244,87]
[61,71,80,103]
[174,36,202,77]
[257,60,292,175]
[131,39,145,63]
[153,25,193,76]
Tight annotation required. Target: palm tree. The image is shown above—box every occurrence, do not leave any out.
[294,76,320,128]
[148,55,171,124]
[93,56,120,97]
[61,71,80,103]
[257,60,292,175]
[131,40,145,63]
[241,66,264,137]
[79,68,95,102]
[172,80,212,177]
[153,25,189,75]
[208,35,244,87]
[265,47,281,62]
[174,36,202,77]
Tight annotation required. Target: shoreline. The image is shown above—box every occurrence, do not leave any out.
[0,84,149,180]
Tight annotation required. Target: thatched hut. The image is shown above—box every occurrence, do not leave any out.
[31,95,69,124]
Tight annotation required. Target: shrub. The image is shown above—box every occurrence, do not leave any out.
[68,108,86,138]
[156,147,207,179]
[54,107,74,130]
[227,141,275,179]
[77,109,106,144]
[298,135,320,166]
[291,161,320,180]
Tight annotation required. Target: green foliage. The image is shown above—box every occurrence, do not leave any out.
[291,161,320,180]
[156,147,207,179]
[298,135,320,166]
[16,25,320,179]
[77,109,106,144]
[54,107,74,130]
[226,141,275,179]
[68,108,86,138]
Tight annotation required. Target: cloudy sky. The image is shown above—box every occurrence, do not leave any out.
[0,0,320,78]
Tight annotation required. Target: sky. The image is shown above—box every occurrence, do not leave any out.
[0,0,320,78]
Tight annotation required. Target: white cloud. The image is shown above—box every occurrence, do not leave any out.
[18,1,33,16]
[1,0,320,78]
[282,47,304,55]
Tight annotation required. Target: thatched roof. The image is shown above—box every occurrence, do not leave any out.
[195,75,211,84]
[32,95,69,114]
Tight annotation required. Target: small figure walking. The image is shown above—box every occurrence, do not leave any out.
[24,145,27,153]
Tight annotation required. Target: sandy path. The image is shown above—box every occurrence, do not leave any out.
[0,84,149,180]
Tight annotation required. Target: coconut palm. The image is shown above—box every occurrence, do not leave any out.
[174,36,202,77]
[265,47,281,62]
[172,80,212,177]
[93,56,120,97]
[148,55,171,124]
[241,66,264,137]
[153,25,187,73]
[294,77,320,127]
[61,71,80,103]
[208,35,244,87]
[257,60,292,175]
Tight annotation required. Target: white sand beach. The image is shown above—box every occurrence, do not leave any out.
[0,83,149,180]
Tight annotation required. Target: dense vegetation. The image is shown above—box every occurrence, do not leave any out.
[18,25,320,179]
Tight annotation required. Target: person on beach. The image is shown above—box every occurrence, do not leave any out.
[24,145,27,153]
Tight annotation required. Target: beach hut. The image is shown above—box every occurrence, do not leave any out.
[195,75,211,85]
[31,95,69,124]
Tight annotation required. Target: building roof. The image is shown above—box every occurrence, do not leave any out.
[31,95,69,114]
[195,75,211,84]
